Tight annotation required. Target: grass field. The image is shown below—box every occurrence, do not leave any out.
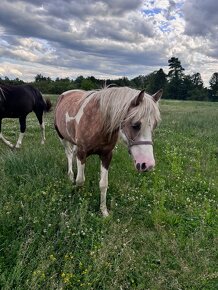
[0,97,217,289]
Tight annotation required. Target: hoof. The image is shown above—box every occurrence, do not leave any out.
[76,181,84,187]
[76,177,85,187]
[68,172,75,183]
[101,208,109,217]
[6,142,14,148]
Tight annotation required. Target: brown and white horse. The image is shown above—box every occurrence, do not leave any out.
[54,87,162,216]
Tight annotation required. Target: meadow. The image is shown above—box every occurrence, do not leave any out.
[0,96,217,289]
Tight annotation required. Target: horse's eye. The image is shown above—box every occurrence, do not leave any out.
[132,122,141,130]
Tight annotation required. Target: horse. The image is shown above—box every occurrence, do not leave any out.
[54,87,162,216]
[0,84,52,148]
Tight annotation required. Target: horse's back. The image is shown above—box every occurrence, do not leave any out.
[55,90,85,120]
[56,90,85,106]
[1,84,38,102]
[2,83,34,95]
[0,84,38,117]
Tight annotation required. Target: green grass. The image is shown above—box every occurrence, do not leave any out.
[0,97,217,289]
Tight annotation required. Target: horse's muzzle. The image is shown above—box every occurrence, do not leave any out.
[135,162,154,172]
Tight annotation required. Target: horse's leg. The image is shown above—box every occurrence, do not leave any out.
[99,152,112,217]
[61,139,76,182]
[0,118,14,148]
[76,151,86,186]
[15,116,26,148]
[76,158,86,186]
[35,110,45,144]
[40,119,46,145]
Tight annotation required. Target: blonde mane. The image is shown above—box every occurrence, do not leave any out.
[84,87,160,135]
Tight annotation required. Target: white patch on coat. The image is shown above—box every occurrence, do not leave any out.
[65,93,95,125]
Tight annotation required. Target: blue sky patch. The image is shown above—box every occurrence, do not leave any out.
[143,8,162,16]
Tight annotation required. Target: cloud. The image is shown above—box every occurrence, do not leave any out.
[183,0,218,37]
[0,0,218,86]
[183,0,218,61]
[0,0,161,67]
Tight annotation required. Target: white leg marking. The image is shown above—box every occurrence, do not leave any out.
[0,133,14,148]
[62,140,76,182]
[76,158,85,186]
[15,132,24,148]
[40,121,46,144]
[99,164,109,217]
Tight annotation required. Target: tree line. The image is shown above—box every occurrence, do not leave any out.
[0,57,217,101]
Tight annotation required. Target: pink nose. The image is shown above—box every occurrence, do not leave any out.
[135,161,155,172]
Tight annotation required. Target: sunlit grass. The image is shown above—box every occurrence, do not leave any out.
[0,97,217,289]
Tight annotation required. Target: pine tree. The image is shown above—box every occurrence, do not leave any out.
[167,57,185,99]
[209,73,218,101]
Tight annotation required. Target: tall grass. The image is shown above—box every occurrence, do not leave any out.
[0,98,217,289]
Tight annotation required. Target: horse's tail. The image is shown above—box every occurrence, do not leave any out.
[32,86,52,112]
[43,97,52,112]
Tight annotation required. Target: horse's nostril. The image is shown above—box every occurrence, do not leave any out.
[136,163,140,171]
[141,162,146,170]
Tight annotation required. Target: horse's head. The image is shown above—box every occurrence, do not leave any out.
[120,89,162,172]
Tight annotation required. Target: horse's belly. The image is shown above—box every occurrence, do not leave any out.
[2,112,21,118]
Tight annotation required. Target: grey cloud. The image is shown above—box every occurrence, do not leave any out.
[0,0,168,81]
[86,17,154,43]
[0,0,154,53]
[1,31,166,77]
[103,0,143,14]
[14,0,143,19]
[41,1,107,20]
[0,2,71,34]
[183,0,218,37]
[206,43,218,59]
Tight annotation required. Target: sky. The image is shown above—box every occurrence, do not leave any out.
[0,0,218,87]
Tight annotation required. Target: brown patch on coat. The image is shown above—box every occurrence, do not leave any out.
[54,90,119,164]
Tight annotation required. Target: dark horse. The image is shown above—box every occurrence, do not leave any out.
[0,84,52,148]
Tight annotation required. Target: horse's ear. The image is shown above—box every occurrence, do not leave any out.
[131,90,145,106]
[152,89,163,102]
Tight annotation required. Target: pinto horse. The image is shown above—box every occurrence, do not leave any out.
[0,84,52,148]
[54,87,162,216]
